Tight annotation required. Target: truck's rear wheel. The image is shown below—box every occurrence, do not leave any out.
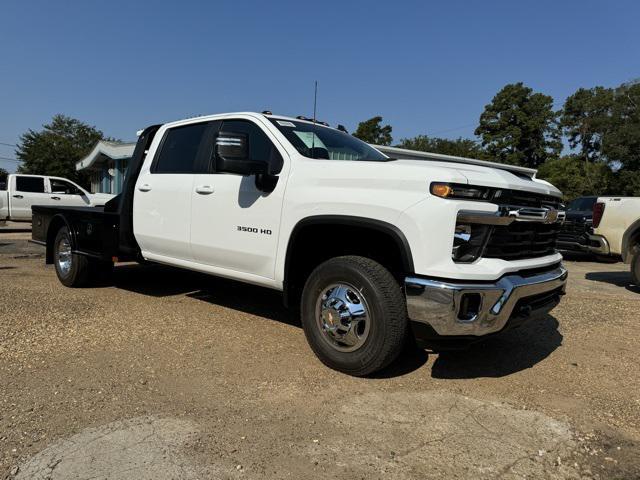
[53,226,112,287]
[301,256,407,376]
[631,248,640,286]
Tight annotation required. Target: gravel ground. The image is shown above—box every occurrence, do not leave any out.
[1,236,639,479]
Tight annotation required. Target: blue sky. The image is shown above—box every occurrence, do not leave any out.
[1,0,638,172]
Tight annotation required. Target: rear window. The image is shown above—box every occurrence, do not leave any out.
[15,176,45,193]
[567,197,597,211]
[154,123,208,173]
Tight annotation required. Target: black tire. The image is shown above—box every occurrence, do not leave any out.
[53,226,112,287]
[300,256,407,376]
[631,248,640,286]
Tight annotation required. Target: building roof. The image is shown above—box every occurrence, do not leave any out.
[76,141,136,171]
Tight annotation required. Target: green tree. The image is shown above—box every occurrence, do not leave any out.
[397,135,487,159]
[353,116,393,145]
[561,86,613,162]
[604,81,640,171]
[475,83,562,168]
[0,167,8,184]
[537,155,616,201]
[614,169,640,196]
[16,115,106,185]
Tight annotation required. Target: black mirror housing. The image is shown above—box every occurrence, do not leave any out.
[216,131,249,160]
[216,131,267,176]
[215,130,277,192]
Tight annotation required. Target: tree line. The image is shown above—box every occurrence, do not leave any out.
[353,81,640,199]
[4,80,639,201]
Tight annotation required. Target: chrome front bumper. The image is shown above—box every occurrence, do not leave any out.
[405,266,568,336]
[587,234,610,255]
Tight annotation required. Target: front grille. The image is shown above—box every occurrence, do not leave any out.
[494,190,562,209]
[483,222,561,261]
[560,220,586,235]
[558,218,591,239]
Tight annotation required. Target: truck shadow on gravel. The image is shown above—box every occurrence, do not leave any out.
[109,264,562,379]
[429,315,563,379]
[585,271,640,293]
[111,263,297,325]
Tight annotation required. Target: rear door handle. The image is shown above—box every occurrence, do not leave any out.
[51,196,61,200]
[138,184,152,192]
[12,194,23,199]
[195,185,214,195]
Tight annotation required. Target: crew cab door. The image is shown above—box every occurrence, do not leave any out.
[9,175,48,220]
[190,118,288,280]
[133,121,210,262]
[47,177,91,207]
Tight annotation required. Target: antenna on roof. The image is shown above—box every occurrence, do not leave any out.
[311,81,318,157]
[313,81,318,125]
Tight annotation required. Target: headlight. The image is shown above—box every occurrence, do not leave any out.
[430,182,494,201]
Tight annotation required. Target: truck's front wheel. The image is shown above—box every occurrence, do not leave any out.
[301,256,407,376]
[53,226,112,287]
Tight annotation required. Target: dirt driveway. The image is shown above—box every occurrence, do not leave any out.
[1,236,639,479]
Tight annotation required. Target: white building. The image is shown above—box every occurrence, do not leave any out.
[76,141,135,194]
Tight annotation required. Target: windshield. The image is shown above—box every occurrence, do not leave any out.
[567,197,597,211]
[268,118,390,161]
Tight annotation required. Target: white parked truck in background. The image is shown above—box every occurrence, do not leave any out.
[31,112,568,376]
[1,174,114,222]
[589,196,640,285]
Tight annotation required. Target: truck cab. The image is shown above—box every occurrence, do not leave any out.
[1,174,113,222]
[32,112,569,376]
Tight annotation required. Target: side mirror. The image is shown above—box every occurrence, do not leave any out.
[216,132,268,176]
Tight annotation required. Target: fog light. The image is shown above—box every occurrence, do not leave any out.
[452,223,491,263]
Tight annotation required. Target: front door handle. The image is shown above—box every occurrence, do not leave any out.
[51,196,61,200]
[138,184,152,192]
[12,194,23,199]
[195,185,215,195]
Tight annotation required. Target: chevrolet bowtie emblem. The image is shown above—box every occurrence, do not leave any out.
[544,208,559,224]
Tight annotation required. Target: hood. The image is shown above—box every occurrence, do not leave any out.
[391,158,562,198]
[375,145,562,198]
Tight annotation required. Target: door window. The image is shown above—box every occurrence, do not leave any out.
[153,122,209,173]
[216,120,283,174]
[15,176,45,193]
[50,178,82,195]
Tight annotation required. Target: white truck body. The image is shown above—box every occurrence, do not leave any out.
[0,174,114,221]
[133,113,563,287]
[34,112,569,375]
[589,196,640,261]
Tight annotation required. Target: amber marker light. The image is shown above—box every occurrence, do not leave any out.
[430,183,453,198]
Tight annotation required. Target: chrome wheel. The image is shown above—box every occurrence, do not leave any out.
[315,283,371,352]
[56,234,72,277]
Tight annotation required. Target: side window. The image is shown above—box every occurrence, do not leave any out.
[154,122,208,173]
[50,179,82,195]
[218,120,283,174]
[15,176,45,193]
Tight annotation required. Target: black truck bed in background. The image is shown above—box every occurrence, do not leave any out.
[32,205,123,262]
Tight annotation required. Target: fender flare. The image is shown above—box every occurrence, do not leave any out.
[283,214,415,282]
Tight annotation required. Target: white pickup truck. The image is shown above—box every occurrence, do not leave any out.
[31,112,568,375]
[1,174,114,222]
[589,196,640,284]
